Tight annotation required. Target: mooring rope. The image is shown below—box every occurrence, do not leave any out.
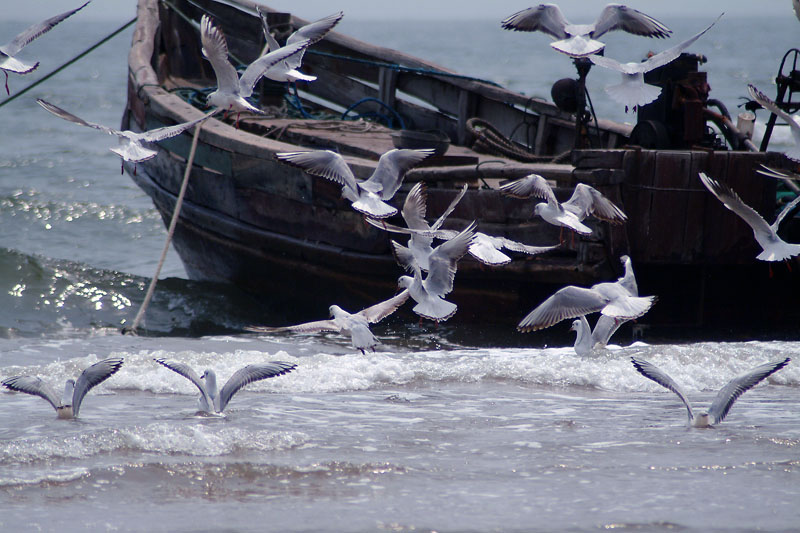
[0,18,137,110]
[124,123,203,335]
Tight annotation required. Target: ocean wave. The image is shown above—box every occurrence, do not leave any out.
[0,422,307,467]
[4,339,795,400]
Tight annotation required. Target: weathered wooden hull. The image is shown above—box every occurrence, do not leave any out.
[124,0,800,331]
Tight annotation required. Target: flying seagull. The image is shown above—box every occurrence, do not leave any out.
[200,14,311,120]
[501,3,671,58]
[0,1,90,94]
[589,15,721,111]
[245,290,410,354]
[37,99,215,172]
[275,149,435,218]
[259,9,343,83]
[631,356,790,427]
[500,174,627,238]
[748,83,800,161]
[397,221,476,322]
[698,172,800,261]
[2,357,123,419]
[517,256,656,332]
[154,358,296,415]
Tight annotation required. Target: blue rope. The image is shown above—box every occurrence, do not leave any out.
[341,97,406,130]
[307,49,503,88]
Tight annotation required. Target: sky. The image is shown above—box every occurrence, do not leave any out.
[5,0,793,22]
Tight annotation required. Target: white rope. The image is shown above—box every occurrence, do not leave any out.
[125,124,203,335]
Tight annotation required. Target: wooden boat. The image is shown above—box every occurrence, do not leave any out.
[123,0,799,333]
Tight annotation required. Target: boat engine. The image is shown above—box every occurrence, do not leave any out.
[631,52,718,150]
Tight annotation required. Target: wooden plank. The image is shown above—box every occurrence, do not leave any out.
[700,151,733,261]
[682,150,710,260]
[646,151,692,261]
[621,148,655,261]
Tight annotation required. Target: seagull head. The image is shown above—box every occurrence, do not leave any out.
[397,275,413,289]
[329,305,345,318]
[533,203,547,216]
[570,319,581,332]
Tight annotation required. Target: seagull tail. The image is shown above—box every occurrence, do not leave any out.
[605,82,662,110]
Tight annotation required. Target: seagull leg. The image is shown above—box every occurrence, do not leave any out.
[785,260,793,272]
[3,72,8,95]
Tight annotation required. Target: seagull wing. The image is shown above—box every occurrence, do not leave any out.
[72,357,124,417]
[749,84,798,129]
[153,358,212,409]
[500,4,569,39]
[772,192,800,229]
[37,99,126,138]
[401,181,430,230]
[358,289,410,323]
[257,7,282,53]
[708,357,790,424]
[288,12,344,46]
[362,149,435,200]
[425,222,476,296]
[588,54,630,74]
[431,184,468,231]
[275,150,360,196]
[494,236,559,256]
[244,318,340,334]
[1,376,60,411]
[200,15,240,95]
[283,11,343,69]
[698,172,775,239]
[630,357,694,423]
[564,183,627,223]
[239,39,312,96]
[591,4,671,39]
[137,111,216,143]
[518,285,609,332]
[0,1,90,57]
[218,362,296,412]
[637,15,721,73]
[757,164,800,182]
[499,174,558,204]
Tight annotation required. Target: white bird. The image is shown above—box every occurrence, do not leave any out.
[245,289,410,354]
[698,172,800,261]
[37,99,215,171]
[748,83,800,161]
[275,149,435,218]
[631,356,790,428]
[500,174,627,238]
[200,14,311,119]
[1,357,123,419]
[258,9,343,83]
[569,316,608,356]
[501,3,671,58]
[367,182,468,270]
[154,359,296,414]
[517,257,656,332]
[589,16,721,112]
[0,1,89,94]
[397,221,476,322]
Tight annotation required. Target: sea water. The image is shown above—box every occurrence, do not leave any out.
[0,12,798,532]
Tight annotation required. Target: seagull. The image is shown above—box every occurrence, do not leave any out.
[631,356,790,427]
[245,290,409,354]
[258,9,343,83]
[500,174,627,238]
[500,3,671,58]
[569,315,608,356]
[200,14,311,120]
[1,357,123,419]
[367,182,468,270]
[517,256,656,332]
[275,149,435,218]
[748,83,800,161]
[0,1,90,95]
[570,257,637,354]
[154,359,296,415]
[589,15,721,112]
[698,172,800,261]
[397,221,476,322]
[37,99,215,173]
[756,165,800,182]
